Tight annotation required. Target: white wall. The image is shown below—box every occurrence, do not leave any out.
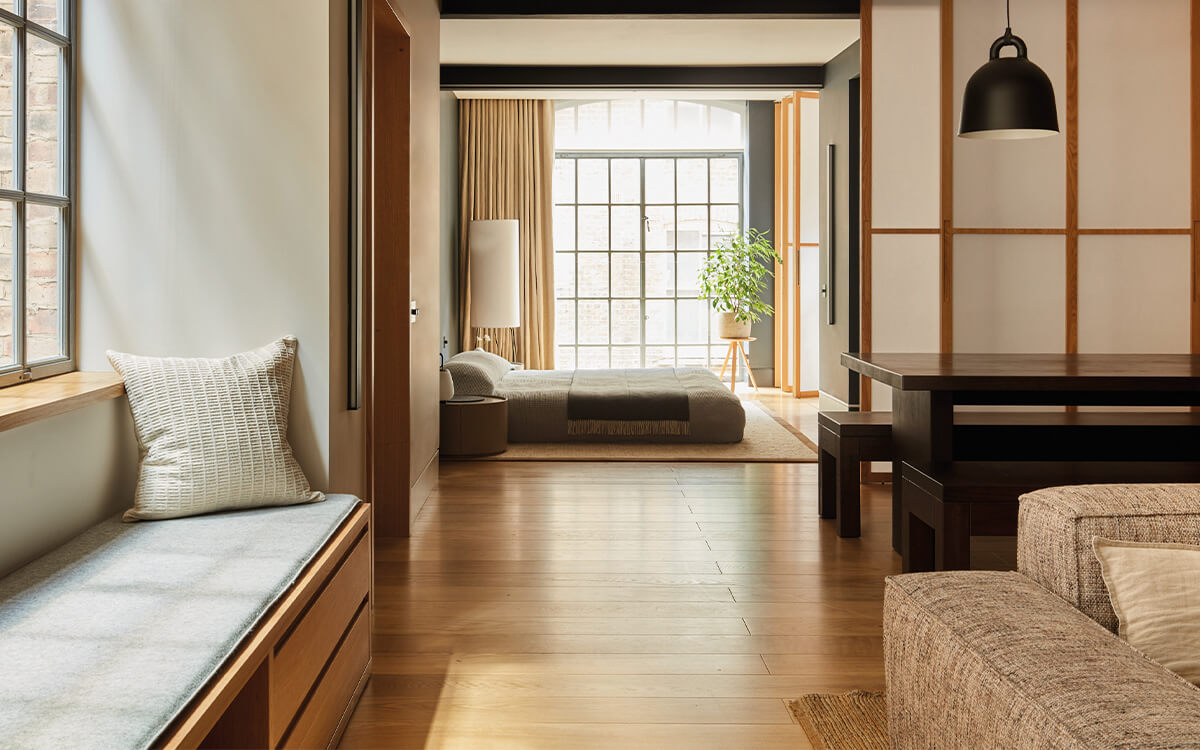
[78,0,335,486]
[0,0,348,576]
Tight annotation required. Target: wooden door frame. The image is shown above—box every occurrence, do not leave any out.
[359,0,413,538]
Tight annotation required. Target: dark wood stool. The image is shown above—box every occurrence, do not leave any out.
[817,411,893,538]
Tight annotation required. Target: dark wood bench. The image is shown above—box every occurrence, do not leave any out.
[819,410,1200,540]
[900,460,1200,572]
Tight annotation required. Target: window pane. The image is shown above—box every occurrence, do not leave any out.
[26,34,61,196]
[611,253,639,298]
[0,24,14,190]
[611,299,640,345]
[553,205,575,251]
[645,253,675,297]
[611,205,640,251]
[577,252,608,297]
[677,299,707,344]
[556,346,576,370]
[28,1,66,34]
[0,2,13,13]
[677,158,707,204]
[576,102,608,142]
[577,346,609,369]
[645,159,674,204]
[645,206,674,251]
[26,203,60,361]
[646,346,675,368]
[678,345,708,369]
[555,300,575,345]
[0,201,12,366]
[711,158,739,203]
[554,252,575,298]
[578,159,608,203]
[711,205,740,249]
[577,206,608,250]
[611,158,639,204]
[578,301,609,345]
[677,205,708,251]
[645,300,674,345]
[553,158,575,204]
[677,252,705,298]
[611,346,641,369]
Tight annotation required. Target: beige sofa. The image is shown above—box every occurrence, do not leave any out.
[884,484,1200,749]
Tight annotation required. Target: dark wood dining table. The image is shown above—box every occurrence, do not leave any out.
[841,353,1200,551]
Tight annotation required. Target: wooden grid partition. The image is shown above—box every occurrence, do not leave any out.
[860,0,1200,415]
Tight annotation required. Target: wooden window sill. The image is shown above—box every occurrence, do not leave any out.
[0,371,125,433]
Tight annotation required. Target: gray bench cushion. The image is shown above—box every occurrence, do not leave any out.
[0,494,362,750]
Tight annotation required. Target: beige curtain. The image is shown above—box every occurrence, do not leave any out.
[458,99,555,368]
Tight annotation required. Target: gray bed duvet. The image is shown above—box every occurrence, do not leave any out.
[497,367,746,443]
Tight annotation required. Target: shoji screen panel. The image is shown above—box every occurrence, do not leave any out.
[953,236,1066,352]
[798,96,820,394]
[1078,236,1191,353]
[1078,0,1191,229]
[872,0,941,230]
[870,235,941,411]
[953,0,1066,229]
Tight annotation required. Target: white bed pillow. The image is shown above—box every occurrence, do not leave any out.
[444,349,513,396]
[107,337,323,521]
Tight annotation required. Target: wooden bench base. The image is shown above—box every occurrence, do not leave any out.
[159,504,373,749]
[900,461,1200,572]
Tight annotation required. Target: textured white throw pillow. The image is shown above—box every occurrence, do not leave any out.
[1093,537,1200,685]
[108,337,323,521]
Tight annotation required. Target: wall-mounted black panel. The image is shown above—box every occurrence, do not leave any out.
[441,65,824,90]
[441,1,859,18]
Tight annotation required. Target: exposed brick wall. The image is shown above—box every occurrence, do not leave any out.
[0,9,64,366]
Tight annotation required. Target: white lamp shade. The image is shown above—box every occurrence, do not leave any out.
[469,219,520,329]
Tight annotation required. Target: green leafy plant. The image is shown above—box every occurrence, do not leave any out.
[697,228,783,324]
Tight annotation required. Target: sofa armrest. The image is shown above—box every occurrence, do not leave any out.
[1018,484,1200,630]
[885,571,1200,750]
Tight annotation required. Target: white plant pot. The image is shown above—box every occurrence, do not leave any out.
[715,312,752,339]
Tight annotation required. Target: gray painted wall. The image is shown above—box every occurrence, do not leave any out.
[746,100,775,383]
[818,41,860,406]
[440,93,461,358]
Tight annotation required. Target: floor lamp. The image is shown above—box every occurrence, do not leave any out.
[469,219,520,357]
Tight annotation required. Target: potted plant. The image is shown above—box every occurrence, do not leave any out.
[697,228,783,339]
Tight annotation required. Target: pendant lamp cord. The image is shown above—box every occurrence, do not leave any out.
[1006,0,1012,30]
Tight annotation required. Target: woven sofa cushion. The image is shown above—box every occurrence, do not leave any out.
[885,571,1200,750]
[107,337,323,521]
[1017,484,1200,632]
[444,349,513,396]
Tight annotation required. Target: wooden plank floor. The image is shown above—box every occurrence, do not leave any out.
[340,394,901,749]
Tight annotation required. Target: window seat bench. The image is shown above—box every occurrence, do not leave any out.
[0,494,371,750]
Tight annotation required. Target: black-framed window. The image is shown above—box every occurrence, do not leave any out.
[553,152,744,370]
[0,0,73,387]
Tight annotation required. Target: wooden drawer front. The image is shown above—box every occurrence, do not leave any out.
[271,534,369,742]
[280,602,370,749]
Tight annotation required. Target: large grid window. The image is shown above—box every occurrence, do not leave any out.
[553,153,743,370]
[0,0,72,387]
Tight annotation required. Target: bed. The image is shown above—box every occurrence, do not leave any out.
[444,350,746,444]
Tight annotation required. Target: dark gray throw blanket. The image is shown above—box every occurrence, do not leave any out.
[566,368,691,436]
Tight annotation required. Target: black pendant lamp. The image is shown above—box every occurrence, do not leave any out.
[959,0,1059,139]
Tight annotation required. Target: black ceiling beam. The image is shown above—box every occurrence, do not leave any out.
[441,1,859,18]
[441,65,824,90]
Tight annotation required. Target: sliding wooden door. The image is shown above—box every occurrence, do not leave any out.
[773,92,820,397]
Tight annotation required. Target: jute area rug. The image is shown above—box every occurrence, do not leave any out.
[788,691,888,750]
[455,401,818,463]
